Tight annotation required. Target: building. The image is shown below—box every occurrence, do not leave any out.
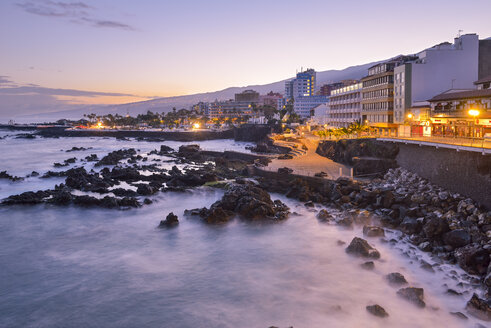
[192,102,209,115]
[284,69,316,99]
[310,103,329,125]
[294,95,328,118]
[235,90,259,102]
[428,75,491,138]
[393,34,491,133]
[318,80,358,96]
[208,100,254,119]
[361,56,414,136]
[259,92,282,107]
[327,82,362,127]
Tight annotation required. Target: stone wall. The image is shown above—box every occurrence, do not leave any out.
[233,124,272,142]
[37,129,234,141]
[393,143,491,209]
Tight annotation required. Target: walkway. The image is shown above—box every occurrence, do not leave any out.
[378,136,491,154]
[267,135,351,179]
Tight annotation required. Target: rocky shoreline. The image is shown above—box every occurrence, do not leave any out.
[1,139,490,322]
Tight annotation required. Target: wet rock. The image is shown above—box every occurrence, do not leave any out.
[400,217,421,235]
[386,272,408,285]
[178,144,200,153]
[345,237,380,259]
[420,260,435,273]
[2,190,50,204]
[363,225,385,237]
[397,287,425,308]
[418,241,432,252]
[366,304,389,318]
[95,148,137,166]
[304,201,315,208]
[443,229,471,248]
[277,154,294,160]
[361,261,375,270]
[136,184,156,196]
[423,216,449,238]
[277,167,293,175]
[0,171,24,181]
[316,209,332,222]
[159,212,179,227]
[449,311,468,320]
[465,294,491,321]
[336,240,346,246]
[454,244,490,275]
[336,216,353,227]
[66,146,91,152]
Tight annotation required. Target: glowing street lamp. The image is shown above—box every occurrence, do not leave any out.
[468,109,480,138]
[468,109,479,117]
[407,113,413,119]
[193,122,200,129]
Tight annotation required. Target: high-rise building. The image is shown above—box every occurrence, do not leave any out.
[284,69,316,99]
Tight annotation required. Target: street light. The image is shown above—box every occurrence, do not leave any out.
[407,113,413,119]
[468,109,479,117]
[468,109,480,138]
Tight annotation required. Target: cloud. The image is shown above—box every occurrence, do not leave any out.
[16,0,135,30]
[0,75,151,119]
[0,85,138,98]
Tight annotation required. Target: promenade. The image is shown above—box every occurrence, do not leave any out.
[266,135,351,179]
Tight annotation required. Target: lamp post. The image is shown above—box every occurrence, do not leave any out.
[468,109,479,138]
[407,113,413,137]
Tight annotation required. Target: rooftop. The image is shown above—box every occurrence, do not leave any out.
[428,88,491,102]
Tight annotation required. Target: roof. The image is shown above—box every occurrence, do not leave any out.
[428,88,491,102]
[474,75,491,85]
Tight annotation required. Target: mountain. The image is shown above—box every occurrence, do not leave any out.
[18,60,381,122]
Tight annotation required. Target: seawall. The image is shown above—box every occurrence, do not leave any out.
[391,142,491,209]
[36,129,234,141]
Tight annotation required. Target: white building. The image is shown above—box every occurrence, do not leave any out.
[328,82,362,127]
[294,95,328,118]
[310,103,329,125]
[393,33,491,126]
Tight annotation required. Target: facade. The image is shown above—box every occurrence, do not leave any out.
[293,95,328,118]
[310,103,329,125]
[235,90,259,102]
[428,75,491,138]
[284,69,316,99]
[361,61,398,135]
[208,100,254,119]
[259,92,282,107]
[393,34,491,128]
[328,82,362,127]
[361,57,415,135]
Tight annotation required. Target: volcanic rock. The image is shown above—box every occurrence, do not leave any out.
[345,237,380,259]
[397,287,425,308]
[366,304,389,318]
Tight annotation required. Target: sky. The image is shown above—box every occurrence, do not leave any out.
[1,0,491,119]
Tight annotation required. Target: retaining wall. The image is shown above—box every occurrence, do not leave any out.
[392,142,491,209]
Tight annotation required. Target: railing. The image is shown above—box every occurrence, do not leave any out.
[385,135,491,150]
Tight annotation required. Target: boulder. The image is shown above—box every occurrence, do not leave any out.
[423,217,449,238]
[361,261,375,270]
[465,294,491,321]
[454,244,490,275]
[178,144,200,153]
[386,272,408,285]
[159,212,179,227]
[366,304,389,318]
[397,287,425,308]
[316,209,332,222]
[363,225,385,237]
[345,237,380,259]
[443,229,471,248]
